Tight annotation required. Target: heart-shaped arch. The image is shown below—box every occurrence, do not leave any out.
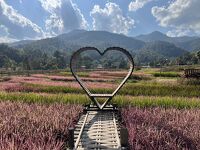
[70,47,134,110]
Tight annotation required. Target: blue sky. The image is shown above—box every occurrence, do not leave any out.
[73,0,169,35]
[0,0,200,42]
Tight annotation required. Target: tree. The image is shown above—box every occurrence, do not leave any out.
[176,52,198,65]
[197,51,200,62]
[53,51,66,69]
[81,55,93,69]
[22,55,31,76]
[0,55,12,68]
[119,58,127,69]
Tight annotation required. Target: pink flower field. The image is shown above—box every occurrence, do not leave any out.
[0,101,82,149]
[122,107,200,150]
[0,74,118,92]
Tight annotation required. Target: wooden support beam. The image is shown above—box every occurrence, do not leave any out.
[120,128,129,149]
[68,127,74,149]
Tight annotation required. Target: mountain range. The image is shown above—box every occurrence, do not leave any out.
[1,29,199,67]
[10,30,145,53]
[10,30,200,52]
[135,31,200,51]
[0,30,199,69]
[8,30,199,60]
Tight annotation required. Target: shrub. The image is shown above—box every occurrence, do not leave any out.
[0,77,11,82]
[152,72,181,77]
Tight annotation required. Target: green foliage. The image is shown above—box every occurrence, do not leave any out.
[0,44,23,69]
[176,52,199,65]
[152,72,181,77]
[0,44,70,70]
[197,51,200,61]
[53,51,68,69]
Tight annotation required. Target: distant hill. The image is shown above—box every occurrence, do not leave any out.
[136,31,198,43]
[6,30,189,65]
[140,41,186,58]
[57,30,145,50]
[136,31,169,42]
[9,40,35,48]
[135,31,199,51]
[176,38,200,52]
[13,30,145,54]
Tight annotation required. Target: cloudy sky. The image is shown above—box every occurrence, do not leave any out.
[0,0,200,42]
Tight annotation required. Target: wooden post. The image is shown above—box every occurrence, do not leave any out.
[113,103,117,110]
[68,127,74,149]
[120,128,128,149]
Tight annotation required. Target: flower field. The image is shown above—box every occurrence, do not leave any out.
[0,101,82,149]
[122,108,200,149]
[0,68,199,149]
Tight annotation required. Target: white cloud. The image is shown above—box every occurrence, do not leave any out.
[38,0,61,13]
[167,29,191,37]
[71,2,88,30]
[39,0,88,35]
[0,0,44,40]
[0,25,18,43]
[152,0,200,36]
[0,36,17,43]
[90,3,134,35]
[129,0,153,11]
[0,0,88,42]
[0,25,14,43]
[0,25,9,37]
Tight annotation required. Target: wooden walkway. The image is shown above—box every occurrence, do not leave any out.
[73,111,121,150]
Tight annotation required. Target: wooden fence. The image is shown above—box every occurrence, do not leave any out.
[184,69,200,78]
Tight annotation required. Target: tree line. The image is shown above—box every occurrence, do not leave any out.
[0,44,69,70]
[0,44,200,71]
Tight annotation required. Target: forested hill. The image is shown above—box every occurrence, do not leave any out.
[140,41,186,58]
[0,44,23,68]
[0,30,197,70]
[10,29,186,57]
[12,30,145,53]
[135,31,200,51]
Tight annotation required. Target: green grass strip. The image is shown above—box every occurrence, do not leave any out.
[0,92,200,109]
[24,82,200,98]
[114,96,200,109]
[0,92,89,104]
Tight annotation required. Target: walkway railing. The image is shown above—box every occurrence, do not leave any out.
[184,69,200,78]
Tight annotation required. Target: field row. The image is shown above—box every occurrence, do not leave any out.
[0,102,82,149]
[1,101,200,149]
[8,82,200,97]
[0,92,200,109]
[122,108,200,149]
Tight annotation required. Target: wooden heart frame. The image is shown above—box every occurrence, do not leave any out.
[70,47,134,110]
